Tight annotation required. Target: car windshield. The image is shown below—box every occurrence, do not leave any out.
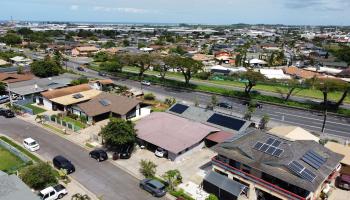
[38,193,45,198]
[156,148,163,151]
[29,141,37,146]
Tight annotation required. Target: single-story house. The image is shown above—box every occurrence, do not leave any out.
[247,58,267,67]
[8,73,79,102]
[283,66,320,79]
[10,56,31,66]
[71,46,99,57]
[40,84,101,111]
[325,141,350,174]
[0,170,39,200]
[259,69,291,80]
[0,72,35,84]
[136,112,219,161]
[73,92,141,123]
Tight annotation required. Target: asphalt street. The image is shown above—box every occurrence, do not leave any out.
[0,117,165,200]
[65,61,350,138]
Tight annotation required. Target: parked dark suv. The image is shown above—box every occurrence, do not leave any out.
[119,144,134,159]
[89,149,108,162]
[53,155,75,174]
[139,178,166,197]
[0,108,15,118]
[242,100,263,109]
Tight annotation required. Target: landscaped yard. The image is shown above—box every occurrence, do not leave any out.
[0,146,25,172]
[62,116,86,129]
[24,103,46,115]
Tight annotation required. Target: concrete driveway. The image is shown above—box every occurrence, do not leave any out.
[0,116,166,200]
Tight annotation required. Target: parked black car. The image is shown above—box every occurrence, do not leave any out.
[119,144,134,159]
[216,102,232,109]
[53,155,75,174]
[0,108,15,118]
[139,178,166,197]
[77,66,85,71]
[89,149,108,162]
[242,101,263,109]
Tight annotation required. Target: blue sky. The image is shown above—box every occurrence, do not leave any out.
[1,0,349,25]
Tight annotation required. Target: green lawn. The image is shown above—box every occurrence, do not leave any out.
[24,104,46,115]
[0,146,25,172]
[62,116,86,129]
[0,136,41,163]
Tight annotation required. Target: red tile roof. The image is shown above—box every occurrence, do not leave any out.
[206,131,233,143]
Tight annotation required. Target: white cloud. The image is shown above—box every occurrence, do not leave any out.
[93,6,156,14]
[70,5,79,10]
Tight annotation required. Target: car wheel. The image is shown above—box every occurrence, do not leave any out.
[58,194,63,199]
[139,184,144,189]
[152,192,156,197]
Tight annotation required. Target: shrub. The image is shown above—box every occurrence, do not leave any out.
[164,97,176,106]
[19,162,58,190]
[139,160,157,178]
[195,72,211,80]
[144,93,156,101]
[206,194,219,200]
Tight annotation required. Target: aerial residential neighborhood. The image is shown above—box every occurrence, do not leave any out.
[1,1,350,200]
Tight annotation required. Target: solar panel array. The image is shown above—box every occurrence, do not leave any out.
[99,99,111,106]
[207,113,246,131]
[288,161,316,182]
[301,150,326,170]
[73,93,84,99]
[169,104,189,114]
[253,138,284,157]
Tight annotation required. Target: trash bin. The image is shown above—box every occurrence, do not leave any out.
[113,152,119,160]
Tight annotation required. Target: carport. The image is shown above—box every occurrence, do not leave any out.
[203,171,247,200]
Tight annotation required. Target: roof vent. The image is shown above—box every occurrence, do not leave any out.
[99,99,111,106]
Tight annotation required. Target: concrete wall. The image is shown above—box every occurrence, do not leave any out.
[172,141,205,161]
[43,97,52,110]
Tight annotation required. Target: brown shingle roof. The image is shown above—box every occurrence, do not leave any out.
[77,92,140,116]
[0,72,35,83]
[206,131,233,143]
[283,66,319,79]
[90,79,114,85]
[41,84,92,99]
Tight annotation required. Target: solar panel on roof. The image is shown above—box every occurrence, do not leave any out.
[272,140,281,147]
[254,142,263,150]
[73,93,84,99]
[301,168,316,182]
[301,150,326,169]
[169,104,189,114]
[207,113,246,131]
[288,161,317,182]
[99,99,111,106]
[260,144,269,152]
[266,146,276,154]
[272,149,283,157]
[266,138,275,145]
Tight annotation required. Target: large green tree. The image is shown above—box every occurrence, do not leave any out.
[165,55,203,86]
[123,53,159,78]
[30,57,62,78]
[0,33,22,45]
[240,70,265,95]
[314,78,347,132]
[0,82,6,94]
[19,162,58,190]
[100,118,136,147]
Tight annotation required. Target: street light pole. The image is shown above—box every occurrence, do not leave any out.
[7,83,13,107]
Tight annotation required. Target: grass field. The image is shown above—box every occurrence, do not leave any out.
[24,104,46,115]
[0,146,25,172]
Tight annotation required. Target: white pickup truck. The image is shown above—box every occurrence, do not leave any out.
[38,184,68,200]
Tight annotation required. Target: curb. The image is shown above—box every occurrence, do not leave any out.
[110,70,350,118]
[0,132,99,200]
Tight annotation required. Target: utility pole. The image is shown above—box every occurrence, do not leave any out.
[7,83,13,107]
[321,101,328,133]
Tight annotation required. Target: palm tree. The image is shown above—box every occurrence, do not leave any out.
[71,193,91,200]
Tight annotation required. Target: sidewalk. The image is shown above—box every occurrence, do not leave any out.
[17,113,175,200]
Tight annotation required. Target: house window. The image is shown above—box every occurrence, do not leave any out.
[214,169,228,177]
[217,155,229,164]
